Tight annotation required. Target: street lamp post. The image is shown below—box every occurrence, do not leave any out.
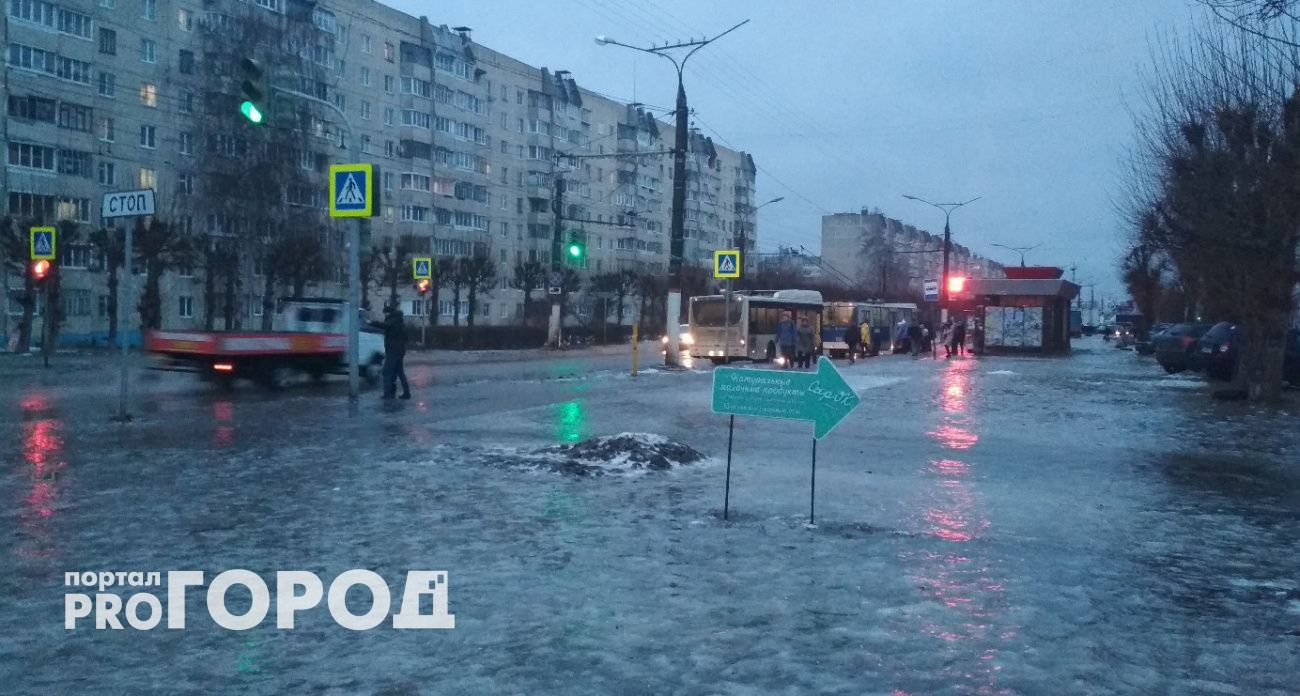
[991,243,1041,268]
[597,20,749,367]
[902,194,980,317]
[738,196,783,280]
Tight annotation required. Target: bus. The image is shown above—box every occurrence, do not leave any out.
[821,301,919,356]
[688,289,824,364]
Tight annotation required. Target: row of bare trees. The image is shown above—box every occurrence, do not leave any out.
[1123,3,1300,399]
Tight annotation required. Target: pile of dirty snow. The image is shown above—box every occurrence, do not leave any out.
[490,433,709,477]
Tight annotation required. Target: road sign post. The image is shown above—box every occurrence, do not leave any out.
[30,226,55,260]
[711,359,860,523]
[101,188,156,422]
[329,163,376,405]
[30,227,57,367]
[412,257,432,280]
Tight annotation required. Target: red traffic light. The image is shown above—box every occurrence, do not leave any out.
[947,276,966,294]
[30,259,51,281]
[414,279,431,295]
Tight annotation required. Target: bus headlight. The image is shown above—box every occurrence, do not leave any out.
[682,332,694,345]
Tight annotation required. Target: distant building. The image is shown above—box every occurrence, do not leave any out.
[820,207,1003,297]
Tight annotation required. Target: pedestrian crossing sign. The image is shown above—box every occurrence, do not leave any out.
[328,163,374,218]
[413,257,432,280]
[30,226,56,261]
[714,249,741,279]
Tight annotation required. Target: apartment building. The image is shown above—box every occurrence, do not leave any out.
[1,0,757,345]
[821,207,1003,298]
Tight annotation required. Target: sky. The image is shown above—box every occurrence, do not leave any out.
[386,0,1205,298]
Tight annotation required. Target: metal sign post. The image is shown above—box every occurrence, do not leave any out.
[100,188,156,423]
[328,163,375,405]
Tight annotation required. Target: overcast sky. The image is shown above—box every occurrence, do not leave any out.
[387,0,1203,297]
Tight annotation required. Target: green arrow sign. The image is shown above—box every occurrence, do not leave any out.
[711,359,861,439]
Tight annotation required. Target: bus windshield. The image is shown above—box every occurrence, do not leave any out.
[692,298,742,326]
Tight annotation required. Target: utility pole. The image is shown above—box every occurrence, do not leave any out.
[548,173,565,348]
[597,20,749,367]
[902,194,980,321]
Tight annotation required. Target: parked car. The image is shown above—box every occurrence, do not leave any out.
[1153,323,1214,374]
[1193,323,1300,383]
[1135,323,1172,355]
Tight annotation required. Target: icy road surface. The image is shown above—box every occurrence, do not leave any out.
[1,338,1298,694]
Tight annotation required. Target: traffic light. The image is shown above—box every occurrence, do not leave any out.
[30,259,51,284]
[565,231,586,264]
[414,278,431,295]
[947,276,967,294]
[239,58,266,124]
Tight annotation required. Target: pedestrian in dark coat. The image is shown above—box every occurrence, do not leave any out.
[380,307,410,399]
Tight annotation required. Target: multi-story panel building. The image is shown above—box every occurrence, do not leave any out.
[821,207,1003,298]
[1,0,756,346]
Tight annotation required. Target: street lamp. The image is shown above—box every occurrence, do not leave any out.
[737,196,783,277]
[597,20,750,368]
[991,242,1040,267]
[902,194,980,314]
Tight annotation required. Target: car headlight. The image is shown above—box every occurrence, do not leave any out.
[661,335,668,344]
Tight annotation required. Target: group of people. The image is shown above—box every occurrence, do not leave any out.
[774,312,819,369]
[893,318,969,358]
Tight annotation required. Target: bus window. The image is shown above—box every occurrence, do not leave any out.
[692,298,741,326]
[749,307,778,334]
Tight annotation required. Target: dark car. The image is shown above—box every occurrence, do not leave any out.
[1153,323,1213,374]
[1135,323,1172,355]
[1193,322,1239,380]
[1194,323,1300,383]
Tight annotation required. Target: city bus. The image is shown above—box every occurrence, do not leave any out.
[688,290,824,364]
[821,301,919,356]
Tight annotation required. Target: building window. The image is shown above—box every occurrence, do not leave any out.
[178,8,192,31]
[383,108,394,126]
[97,161,115,186]
[178,173,194,195]
[139,167,155,188]
[360,67,370,86]
[384,42,394,62]
[401,76,430,98]
[8,142,56,171]
[178,131,193,154]
[360,101,370,120]
[385,140,394,158]
[139,83,157,107]
[142,0,155,20]
[99,28,117,55]
[96,116,115,142]
[362,34,372,54]
[178,296,193,319]
[57,103,92,132]
[58,149,91,177]
[98,72,115,97]
[178,50,193,74]
[384,75,394,93]
[179,89,194,113]
[382,172,394,192]
[139,125,156,148]
[140,39,156,64]
[401,110,430,129]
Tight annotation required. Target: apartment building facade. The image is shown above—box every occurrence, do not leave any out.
[2,0,757,345]
[821,207,1003,298]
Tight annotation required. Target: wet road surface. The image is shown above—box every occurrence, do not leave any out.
[2,339,1298,694]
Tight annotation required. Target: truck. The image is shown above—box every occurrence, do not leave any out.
[145,298,386,389]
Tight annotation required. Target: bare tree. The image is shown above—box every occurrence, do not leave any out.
[460,256,498,328]
[0,216,36,352]
[135,218,191,330]
[88,226,126,345]
[589,270,637,326]
[1127,20,1300,399]
[510,260,547,326]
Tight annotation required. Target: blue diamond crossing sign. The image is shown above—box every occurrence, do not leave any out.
[329,163,374,218]
[412,257,432,280]
[30,226,56,261]
[714,249,740,279]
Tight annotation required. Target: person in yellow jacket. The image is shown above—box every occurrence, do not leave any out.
[859,321,872,357]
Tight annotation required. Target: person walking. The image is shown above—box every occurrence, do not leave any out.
[775,312,798,369]
[859,319,873,358]
[896,319,910,355]
[907,322,923,357]
[379,307,410,400]
[796,317,816,369]
[942,319,954,358]
[843,323,860,364]
[953,318,967,356]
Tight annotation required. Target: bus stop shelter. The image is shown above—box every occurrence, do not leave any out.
[963,277,1080,354]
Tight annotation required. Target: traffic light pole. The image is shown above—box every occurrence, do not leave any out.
[548,174,565,348]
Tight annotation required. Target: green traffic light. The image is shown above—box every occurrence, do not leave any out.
[240,101,264,124]
[568,244,583,258]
